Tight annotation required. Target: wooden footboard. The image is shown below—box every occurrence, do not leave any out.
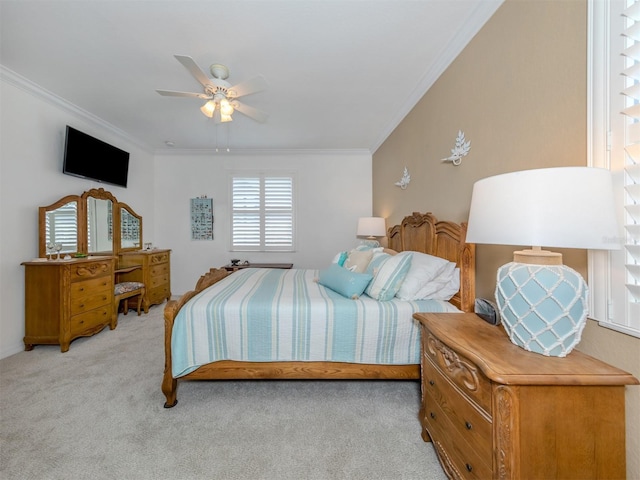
[161,266,421,408]
[162,268,230,407]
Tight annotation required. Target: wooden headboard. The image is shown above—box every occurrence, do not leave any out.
[387,212,475,313]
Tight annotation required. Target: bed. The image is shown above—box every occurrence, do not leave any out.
[162,212,475,407]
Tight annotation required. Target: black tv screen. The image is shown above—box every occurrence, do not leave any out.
[63,126,130,188]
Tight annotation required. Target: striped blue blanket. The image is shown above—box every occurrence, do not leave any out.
[172,268,459,378]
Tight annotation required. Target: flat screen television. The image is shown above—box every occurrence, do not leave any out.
[63,126,130,188]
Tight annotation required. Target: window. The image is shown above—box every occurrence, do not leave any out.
[589,0,640,337]
[231,174,295,251]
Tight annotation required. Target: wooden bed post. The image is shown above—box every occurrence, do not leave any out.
[162,268,230,408]
[162,299,179,408]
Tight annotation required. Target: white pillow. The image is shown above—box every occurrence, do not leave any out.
[395,251,456,300]
[365,252,413,301]
[414,266,459,300]
[431,268,460,300]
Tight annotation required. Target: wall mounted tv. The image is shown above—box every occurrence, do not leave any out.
[63,126,130,188]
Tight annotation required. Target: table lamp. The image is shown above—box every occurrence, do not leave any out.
[357,217,386,246]
[465,167,620,357]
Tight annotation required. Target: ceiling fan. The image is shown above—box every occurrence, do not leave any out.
[156,55,268,124]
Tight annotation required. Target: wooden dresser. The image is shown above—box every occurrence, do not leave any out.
[413,312,639,480]
[22,256,116,352]
[118,249,171,312]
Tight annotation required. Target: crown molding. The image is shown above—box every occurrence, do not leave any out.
[153,147,372,157]
[0,64,154,154]
[370,0,504,154]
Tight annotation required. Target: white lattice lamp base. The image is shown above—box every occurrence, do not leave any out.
[495,262,588,357]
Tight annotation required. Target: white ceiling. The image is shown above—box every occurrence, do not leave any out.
[0,1,502,154]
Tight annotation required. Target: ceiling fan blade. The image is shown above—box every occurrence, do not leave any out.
[227,75,268,99]
[174,54,211,88]
[231,101,269,123]
[156,89,211,99]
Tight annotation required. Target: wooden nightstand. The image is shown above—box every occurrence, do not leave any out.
[413,312,639,480]
[223,263,293,272]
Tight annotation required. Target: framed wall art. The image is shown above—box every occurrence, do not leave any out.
[190,196,214,240]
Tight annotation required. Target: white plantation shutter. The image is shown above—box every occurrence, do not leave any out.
[264,177,293,247]
[231,174,294,251]
[232,177,261,247]
[622,1,640,327]
[589,0,640,337]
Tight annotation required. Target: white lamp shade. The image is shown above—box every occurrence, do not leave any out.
[466,167,620,250]
[357,217,386,237]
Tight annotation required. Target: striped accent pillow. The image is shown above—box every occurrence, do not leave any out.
[365,252,413,301]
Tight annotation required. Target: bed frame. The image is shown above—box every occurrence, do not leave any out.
[162,212,475,407]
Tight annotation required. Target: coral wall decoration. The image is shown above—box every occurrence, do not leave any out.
[441,130,471,166]
[395,167,411,189]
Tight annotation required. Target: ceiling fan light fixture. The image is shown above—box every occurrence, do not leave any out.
[219,98,234,116]
[200,100,216,118]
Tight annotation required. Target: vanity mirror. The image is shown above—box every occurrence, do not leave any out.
[119,202,142,252]
[40,194,81,257]
[38,188,142,257]
[83,188,116,255]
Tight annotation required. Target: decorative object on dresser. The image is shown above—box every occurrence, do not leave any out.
[118,249,171,312]
[162,211,476,408]
[22,256,116,352]
[414,312,639,480]
[465,167,620,357]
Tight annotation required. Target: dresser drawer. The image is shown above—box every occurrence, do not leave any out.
[71,276,111,298]
[150,263,170,278]
[148,284,170,302]
[422,357,492,460]
[423,331,492,413]
[70,260,113,281]
[70,289,111,315]
[149,273,169,289]
[70,306,111,334]
[423,389,492,480]
[150,252,170,264]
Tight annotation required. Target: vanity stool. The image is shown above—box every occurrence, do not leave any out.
[114,281,145,326]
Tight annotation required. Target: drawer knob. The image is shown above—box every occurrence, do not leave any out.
[429,380,435,386]
[466,464,473,472]
[430,412,436,419]
[465,421,472,430]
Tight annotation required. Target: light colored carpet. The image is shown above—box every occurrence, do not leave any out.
[0,304,447,480]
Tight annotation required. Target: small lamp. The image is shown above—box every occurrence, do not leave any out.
[466,167,620,357]
[357,217,386,245]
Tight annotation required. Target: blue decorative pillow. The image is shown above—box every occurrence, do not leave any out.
[365,252,413,301]
[317,264,373,299]
[332,251,348,266]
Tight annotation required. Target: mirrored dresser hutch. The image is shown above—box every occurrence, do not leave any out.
[22,188,171,351]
